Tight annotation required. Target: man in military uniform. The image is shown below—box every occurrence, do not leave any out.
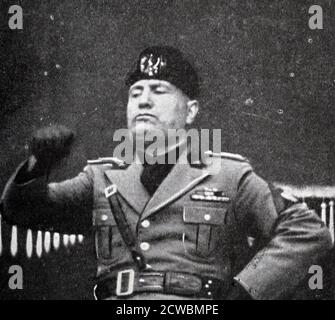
[1,46,332,300]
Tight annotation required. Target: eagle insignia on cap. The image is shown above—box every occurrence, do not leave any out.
[140,54,167,76]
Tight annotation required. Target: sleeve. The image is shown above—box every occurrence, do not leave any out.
[1,160,94,234]
[233,171,333,300]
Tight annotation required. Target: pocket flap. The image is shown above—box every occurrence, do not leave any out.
[93,209,117,226]
[183,206,226,225]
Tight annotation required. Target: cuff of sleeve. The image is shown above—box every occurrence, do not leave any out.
[233,276,259,300]
[225,277,254,300]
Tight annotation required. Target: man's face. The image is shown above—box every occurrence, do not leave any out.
[127,79,197,139]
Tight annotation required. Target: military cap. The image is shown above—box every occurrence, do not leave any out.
[125,46,199,99]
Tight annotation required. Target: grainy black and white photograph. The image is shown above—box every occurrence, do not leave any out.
[0,0,335,303]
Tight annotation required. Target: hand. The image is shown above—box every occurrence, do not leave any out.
[28,125,74,174]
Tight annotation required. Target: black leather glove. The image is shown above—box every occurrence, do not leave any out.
[27,124,74,177]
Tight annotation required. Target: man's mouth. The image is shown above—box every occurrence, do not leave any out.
[135,114,157,121]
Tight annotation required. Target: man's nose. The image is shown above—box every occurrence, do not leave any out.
[138,89,153,109]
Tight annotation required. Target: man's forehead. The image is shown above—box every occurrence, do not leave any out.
[130,79,176,89]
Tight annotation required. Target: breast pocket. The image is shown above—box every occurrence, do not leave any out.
[183,206,227,258]
[94,210,123,265]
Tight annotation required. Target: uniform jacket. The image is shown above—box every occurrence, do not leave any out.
[1,149,332,300]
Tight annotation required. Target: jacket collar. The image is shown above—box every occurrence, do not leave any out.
[104,146,211,218]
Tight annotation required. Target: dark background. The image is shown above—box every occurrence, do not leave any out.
[0,0,334,299]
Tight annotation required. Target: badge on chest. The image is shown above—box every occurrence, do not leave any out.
[190,187,230,202]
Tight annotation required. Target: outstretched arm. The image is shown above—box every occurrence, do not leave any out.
[1,125,93,235]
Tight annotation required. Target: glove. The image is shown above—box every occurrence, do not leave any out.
[28,124,75,176]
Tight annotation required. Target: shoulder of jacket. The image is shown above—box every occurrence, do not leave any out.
[204,150,249,163]
[86,157,128,169]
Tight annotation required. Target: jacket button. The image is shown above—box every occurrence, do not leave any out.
[204,214,211,221]
[141,220,150,228]
[101,214,108,221]
[140,242,150,251]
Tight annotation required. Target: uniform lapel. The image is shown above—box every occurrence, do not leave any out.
[142,149,210,220]
[104,162,150,214]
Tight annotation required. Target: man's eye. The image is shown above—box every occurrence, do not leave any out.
[154,87,167,94]
[130,90,141,98]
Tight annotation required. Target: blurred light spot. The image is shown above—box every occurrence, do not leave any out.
[44,71,48,76]
[44,232,51,253]
[53,233,60,250]
[244,98,254,106]
[36,231,43,258]
[63,234,69,247]
[289,72,295,78]
[55,64,61,69]
[50,15,54,21]
[307,37,313,44]
[69,235,76,245]
[40,117,43,121]
[26,230,33,258]
[10,226,17,257]
[277,109,284,115]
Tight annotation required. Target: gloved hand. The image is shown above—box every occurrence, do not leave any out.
[27,124,75,177]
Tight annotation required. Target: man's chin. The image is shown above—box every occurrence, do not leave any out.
[131,124,165,138]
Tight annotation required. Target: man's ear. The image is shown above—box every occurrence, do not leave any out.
[185,100,199,125]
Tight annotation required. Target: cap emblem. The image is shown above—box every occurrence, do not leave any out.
[140,54,167,76]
